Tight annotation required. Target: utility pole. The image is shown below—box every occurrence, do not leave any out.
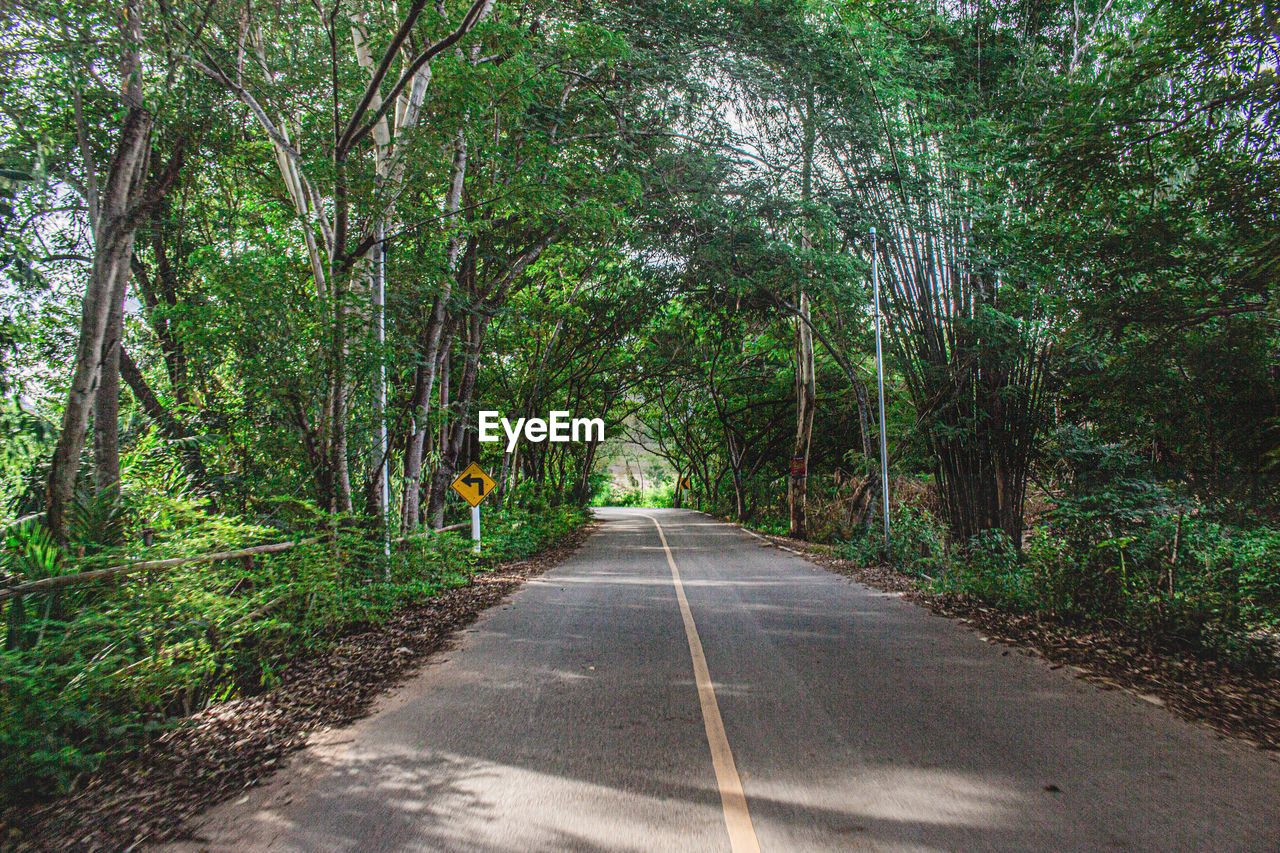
[871,226,891,550]
[375,223,390,559]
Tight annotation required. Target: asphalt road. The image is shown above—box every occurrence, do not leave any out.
[161,508,1280,852]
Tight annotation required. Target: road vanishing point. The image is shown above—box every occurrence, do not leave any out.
[161,508,1280,852]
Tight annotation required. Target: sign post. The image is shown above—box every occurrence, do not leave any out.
[450,463,497,553]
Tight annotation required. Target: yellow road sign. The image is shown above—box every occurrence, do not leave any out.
[450,462,496,507]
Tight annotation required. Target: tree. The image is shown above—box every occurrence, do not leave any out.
[7,0,190,544]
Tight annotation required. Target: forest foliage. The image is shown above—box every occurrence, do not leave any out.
[0,0,1277,807]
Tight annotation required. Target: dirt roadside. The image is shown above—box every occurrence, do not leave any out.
[741,525,1280,756]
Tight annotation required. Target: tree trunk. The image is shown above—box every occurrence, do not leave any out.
[93,292,124,496]
[498,305,566,503]
[327,248,354,515]
[727,432,747,520]
[437,347,451,458]
[132,202,191,404]
[574,440,599,505]
[852,379,875,527]
[47,109,152,544]
[399,356,432,527]
[400,301,454,527]
[400,130,467,531]
[428,315,483,528]
[430,322,481,527]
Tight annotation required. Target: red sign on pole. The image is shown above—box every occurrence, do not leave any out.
[790,455,807,478]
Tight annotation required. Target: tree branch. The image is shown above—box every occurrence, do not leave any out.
[338,0,493,155]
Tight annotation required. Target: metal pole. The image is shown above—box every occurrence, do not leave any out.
[471,504,481,554]
[376,223,390,559]
[871,226,891,549]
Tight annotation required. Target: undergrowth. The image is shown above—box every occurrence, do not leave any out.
[0,504,587,807]
[834,506,1280,674]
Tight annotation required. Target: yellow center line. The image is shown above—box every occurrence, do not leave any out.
[643,514,762,853]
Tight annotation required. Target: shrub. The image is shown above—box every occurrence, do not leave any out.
[839,504,948,578]
[0,506,588,807]
[888,505,949,577]
[1020,528,1083,615]
[937,530,1025,606]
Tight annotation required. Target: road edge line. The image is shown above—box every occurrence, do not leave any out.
[643,513,762,853]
